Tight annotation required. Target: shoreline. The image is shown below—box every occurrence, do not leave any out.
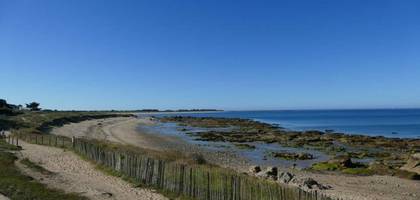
[50,116,420,200]
[146,110,420,139]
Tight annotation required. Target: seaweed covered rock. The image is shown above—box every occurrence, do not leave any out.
[328,155,353,168]
[271,151,314,160]
[249,165,262,174]
[277,172,295,184]
[256,166,278,180]
[298,178,331,190]
[400,153,420,175]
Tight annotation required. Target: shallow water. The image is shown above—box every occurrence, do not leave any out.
[145,109,420,138]
[137,122,330,168]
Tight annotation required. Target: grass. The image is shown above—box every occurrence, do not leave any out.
[80,138,210,166]
[311,162,341,171]
[9,111,133,136]
[0,140,86,200]
[234,143,256,149]
[341,168,374,175]
[20,158,54,175]
[311,161,374,175]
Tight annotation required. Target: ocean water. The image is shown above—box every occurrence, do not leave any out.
[150,109,420,138]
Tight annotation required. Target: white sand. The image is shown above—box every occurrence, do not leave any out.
[17,141,167,200]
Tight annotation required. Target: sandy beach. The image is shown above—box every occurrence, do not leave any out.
[51,116,420,200]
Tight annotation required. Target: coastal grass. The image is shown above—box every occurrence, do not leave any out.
[8,110,134,136]
[0,139,86,200]
[311,163,341,171]
[310,161,420,179]
[311,162,374,176]
[20,158,54,175]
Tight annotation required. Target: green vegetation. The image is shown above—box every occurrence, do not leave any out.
[341,168,374,175]
[234,143,256,149]
[20,158,54,175]
[311,161,374,175]
[311,159,420,179]
[311,162,341,171]
[25,102,41,111]
[270,151,314,160]
[1,110,133,136]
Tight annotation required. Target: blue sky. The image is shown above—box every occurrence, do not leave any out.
[1,0,419,110]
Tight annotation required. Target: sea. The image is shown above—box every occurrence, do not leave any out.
[150,109,420,139]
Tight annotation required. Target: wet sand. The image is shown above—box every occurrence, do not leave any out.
[51,116,420,200]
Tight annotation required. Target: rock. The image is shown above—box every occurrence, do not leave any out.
[400,153,420,175]
[271,151,314,160]
[101,192,113,198]
[297,178,331,190]
[249,165,261,174]
[256,166,278,180]
[328,155,353,168]
[298,152,314,160]
[266,166,278,177]
[277,172,295,184]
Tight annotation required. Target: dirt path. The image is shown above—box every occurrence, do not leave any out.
[17,141,167,200]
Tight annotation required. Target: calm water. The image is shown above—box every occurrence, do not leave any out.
[150,109,420,138]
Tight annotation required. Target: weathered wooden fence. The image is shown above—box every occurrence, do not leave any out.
[1,134,20,146]
[5,134,336,200]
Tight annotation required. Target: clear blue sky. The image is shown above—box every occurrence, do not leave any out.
[1,0,419,110]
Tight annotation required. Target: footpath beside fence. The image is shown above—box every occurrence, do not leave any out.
[3,133,336,200]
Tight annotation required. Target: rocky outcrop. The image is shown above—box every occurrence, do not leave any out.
[278,172,295,183]
[294,178,332,190]
[401,153,420,175]
[271,151,314,160]
[249,166,331,191]
[256,166,278,180]
[328,155,353,168]
[249,165,261,174]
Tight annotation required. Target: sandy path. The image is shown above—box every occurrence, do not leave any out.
[17,141,167,200]
[0,194,9,200]
[51,117,420,200]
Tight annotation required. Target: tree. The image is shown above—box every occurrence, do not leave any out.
[0,99,7,108]
[26,102,41,111]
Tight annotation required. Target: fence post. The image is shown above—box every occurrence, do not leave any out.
[72,136,76,149]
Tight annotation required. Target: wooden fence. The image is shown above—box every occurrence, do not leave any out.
[4,134,336,200]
